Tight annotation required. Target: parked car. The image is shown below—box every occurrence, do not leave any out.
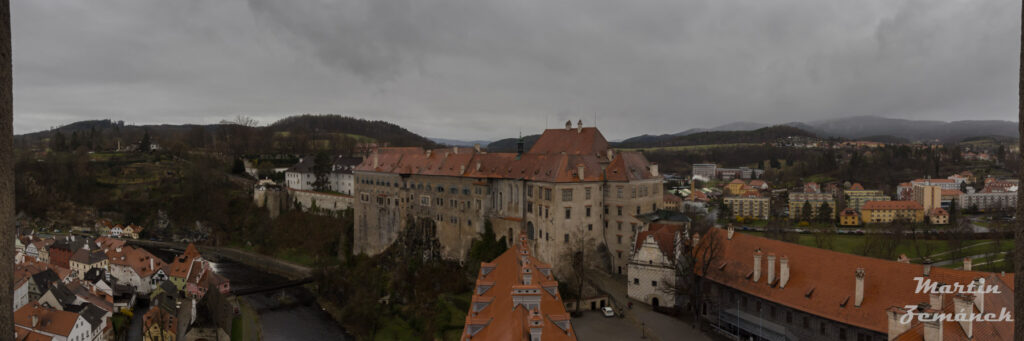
[601,306,615,318]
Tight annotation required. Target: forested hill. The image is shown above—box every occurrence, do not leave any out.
[617,125,817,148]
[15,114,438,155]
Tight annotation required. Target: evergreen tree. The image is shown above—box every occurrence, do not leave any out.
[312,152,332,192]
[139,129,151,152]
[817,202,833,222]
[801,201,813,222]
[50,131,67,152]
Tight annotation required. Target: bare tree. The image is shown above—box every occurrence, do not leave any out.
[230,115,260,127]
[682,219,724,329]
[561,227,596,314]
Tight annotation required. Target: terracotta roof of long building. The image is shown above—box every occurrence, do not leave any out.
[14,302,80,337]
[462,235,576,341]
[696,230,1013,335]
[356,127,657,183]
[861,200,923,211]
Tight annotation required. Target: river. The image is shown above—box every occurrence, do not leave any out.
[140,246,349,341]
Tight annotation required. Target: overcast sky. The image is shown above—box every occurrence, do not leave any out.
[11,0,1021,141]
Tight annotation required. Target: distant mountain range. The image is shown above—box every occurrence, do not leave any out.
[619,116,1017,148]
[429,137,492,147]
[617,125,816,148]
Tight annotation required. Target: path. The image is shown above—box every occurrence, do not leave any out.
[587,270,712,341]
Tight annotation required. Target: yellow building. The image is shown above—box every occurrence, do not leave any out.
[839,208,860,226]
[788,192,835,221]
[724,179,748,196]
[928,208,949,225]
[724,194,770,220]
[860,201,924,224]
[913,185,941,213]
[843,183,890,211]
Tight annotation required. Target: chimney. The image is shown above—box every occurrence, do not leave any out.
[954,293,974,339]
[577,165,584,181]
[922,259,933,277]
[460,165,466,175]
[779,256,790,288]
[474,143,481,152]
[727,225,734,240]
[887,307,911,341]
[752,250,763,282]
[426,150,432,158]
[577,119,583,133]
[972,278,985,314]
[606,149,613,160]
[962,257,972,271]
[854,268,865,307]
[115,247,121,253]
[453,146,458,154]
[373,155,379,169]
[31,314,38,327]
[649,164,659,177]
[150,258,155,270]
[923,309,943,341]
[930,283,945,309]
[766,253,776,285]
[476,162,482,171]
[565,120,572,130]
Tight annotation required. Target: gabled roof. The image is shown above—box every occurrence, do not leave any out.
[634,223,681,258]
[849,183,865,190]
[696,230,1013,334]
[527,126,609,156]
[14,303,80,337]
[462,235,576,340]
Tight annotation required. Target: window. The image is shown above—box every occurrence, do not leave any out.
[820,321,827,335]
[527,185,533,198]
[588,224,593,231]
[651,281,657,287]
[803,316,810,329]
[631,187,637,198]
[585,187,591,200]
[604,205,609,214]
[564,234,569,243]
[636,206,641,215]
[617,207,623,216]
[527,202,533,213]
[562,189,573,201]
[544,188,552,200]
[565,207,571,219]
[617,235,622,243]
[586,206,591,217]
[770,305,776,319]
[617,186,623,198]
[839,328,847,340]
[633,278,639,285]
[617,222,622,231]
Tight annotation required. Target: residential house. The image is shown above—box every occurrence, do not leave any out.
[724,193,771,220]
[789,183,836,221]
[860,201,924,224]
[960,179,1018,212]
[838,208,860,226]
[628,223,683,309]
[106,245,168,295]
[843,183,889,212]
[662,194,682,211]
[122,224,144,239]
[460,234,577,340]
[15,302,92,341]
[69,246,108,280]
[928,208,949,225]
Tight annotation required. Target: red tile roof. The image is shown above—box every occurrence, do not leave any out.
[528,127,609,156]
[634,223,681,258]
[462,235,577,340]
[861,200,923,211]
[849,183,865,190]
[14,302,80,337]
[696,230,1013,334]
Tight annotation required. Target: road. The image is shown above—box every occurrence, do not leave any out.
[584,270,712,341]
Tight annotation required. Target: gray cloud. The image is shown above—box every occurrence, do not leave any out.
[12,0,1021,141]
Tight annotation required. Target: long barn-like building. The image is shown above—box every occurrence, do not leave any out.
[353,121,663,273]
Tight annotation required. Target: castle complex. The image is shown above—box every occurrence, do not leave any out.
[353,121,663,274]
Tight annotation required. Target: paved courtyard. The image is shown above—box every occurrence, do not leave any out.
[574,312,650,341]
[582,270,715,341]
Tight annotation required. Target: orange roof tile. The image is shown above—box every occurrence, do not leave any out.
[14,303,80,337]
[634,223,681,257]
[463,235,577,340]
[696,230,1013,334]
[861,200,923,211]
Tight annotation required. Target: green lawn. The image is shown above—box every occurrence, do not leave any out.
[742,231,1005,263]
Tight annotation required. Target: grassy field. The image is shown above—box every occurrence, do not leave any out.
[616,143,762,152]
[742,231,1008,264]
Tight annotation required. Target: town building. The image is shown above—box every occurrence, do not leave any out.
[723,193,771,221]
[913,185,941,213]
[627,223,682,309]
[843,183,889,212]
[461,234,577,340]
[838,208,860,226]
[15,302,92,341]
[105,245,168,295]
[927,208,949,225]
[353,122,663,274]
[692,164,717,181]
[691,163,763,181]
[860,201,924,224]
[788,183,835,221]
[960,178,1018,212]
[284,155,362,194]
[69,246,108,280]
[695,227,1013,341]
